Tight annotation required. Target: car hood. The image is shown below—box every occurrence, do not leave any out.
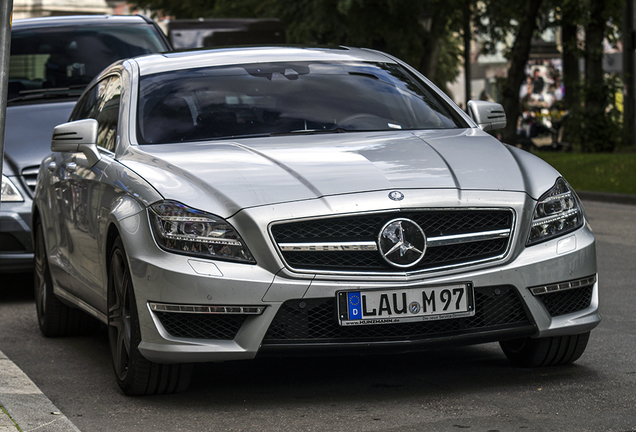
[3,102,76,172]
[123,129,560,217]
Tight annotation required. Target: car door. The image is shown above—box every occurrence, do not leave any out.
[58,75,122,309]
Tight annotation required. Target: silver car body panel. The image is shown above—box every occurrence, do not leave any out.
[33,47,600,364]
[121,130,560,219]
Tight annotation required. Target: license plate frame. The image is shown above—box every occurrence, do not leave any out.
[337,282,475,326]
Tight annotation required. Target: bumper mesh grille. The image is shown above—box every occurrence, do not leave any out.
[271,210,512,273]
[263,285,530,344]
[0,233,27,253]
[538,286,594,317]
[154,312,247,340]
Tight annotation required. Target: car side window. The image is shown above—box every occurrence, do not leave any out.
[70,83,100,121]
[95,76,122,152]
[70,75,121,152]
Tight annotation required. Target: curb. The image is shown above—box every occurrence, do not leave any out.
[0,350,80,432]
[577,190,636,206]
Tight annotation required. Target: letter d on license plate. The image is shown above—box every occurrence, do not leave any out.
[337,283,474,326]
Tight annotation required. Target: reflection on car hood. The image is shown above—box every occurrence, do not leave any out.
[124,129,559,217]
[3,102,75,171]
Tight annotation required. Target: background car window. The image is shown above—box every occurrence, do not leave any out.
[9,25,165,100]
[137,61,467,144]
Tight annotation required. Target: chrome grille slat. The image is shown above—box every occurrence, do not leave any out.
[20,166,40,197]
[271,209,514,274]
[278,228,510,252]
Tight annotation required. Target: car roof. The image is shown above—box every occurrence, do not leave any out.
[12,14,153,30]
[132,46,397,76]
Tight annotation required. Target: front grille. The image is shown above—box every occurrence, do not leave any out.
[271,209,513,273]
[154,311,247,339]
[538,286,594,317]
[20,166,40,197]
[263,285,530,344]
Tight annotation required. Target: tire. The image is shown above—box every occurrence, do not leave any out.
[34,219,97,337]
[499,332,590,367]
[107,237,192,395]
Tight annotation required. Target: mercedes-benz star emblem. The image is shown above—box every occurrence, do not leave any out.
[377,218,427,268]
[388,191,404,201]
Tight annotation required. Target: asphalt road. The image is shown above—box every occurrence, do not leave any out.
[0,199,635,432]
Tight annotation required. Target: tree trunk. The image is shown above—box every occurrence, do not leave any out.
[583,0,615,152]
[463,3,472,106]
[622,0,635,148]
[585,0,605,110]
[500,0,543,145]
[421,37,443,82]
[561,11,580,147]
[561,21,580,111]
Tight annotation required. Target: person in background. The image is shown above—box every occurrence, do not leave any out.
[531,69,544,94]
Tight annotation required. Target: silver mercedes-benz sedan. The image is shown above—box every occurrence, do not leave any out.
[32,46,600,395]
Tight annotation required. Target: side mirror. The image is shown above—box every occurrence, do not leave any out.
[51,119,101,166]
[467,100,506,132]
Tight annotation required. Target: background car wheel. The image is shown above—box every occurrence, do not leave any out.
[108,237,192,396]
[499,332,590,367]
[34,218,97,337]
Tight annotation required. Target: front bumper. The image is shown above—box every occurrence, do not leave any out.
[0,199,34,273]
[119,191,600,365]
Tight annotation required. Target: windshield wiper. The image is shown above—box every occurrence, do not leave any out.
[269,128,350,136]
[7,85,86,103]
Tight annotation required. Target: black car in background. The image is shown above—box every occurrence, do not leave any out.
[167,18,285,49]
[1,15,171,272]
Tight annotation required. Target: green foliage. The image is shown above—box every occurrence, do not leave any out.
[473,1,523,56]
[131,0,468,92]
[556,0,625,153]
[566,76,623,153]
[536,151,636,194]
[435,30,464,95]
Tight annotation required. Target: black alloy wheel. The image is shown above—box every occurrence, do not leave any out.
[34,218,95,336]
[499,332,590,367]
[107,237,192,395]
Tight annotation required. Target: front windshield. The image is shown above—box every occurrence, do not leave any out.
[137,61,466,144]
[9,24,165,101]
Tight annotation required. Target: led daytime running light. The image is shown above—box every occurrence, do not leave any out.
[531,208,580,228]
[162,231,242,246]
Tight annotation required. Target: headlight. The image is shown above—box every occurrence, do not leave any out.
[149,201,255,263]
[1,175,24,202]
[527,178,584,246]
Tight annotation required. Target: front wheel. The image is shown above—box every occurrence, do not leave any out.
[34,218,97,337]
[108,237,192,395]
[499,332,590,367]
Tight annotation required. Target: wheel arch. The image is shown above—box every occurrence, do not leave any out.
[31,205,42,245]
[105,222,122,275]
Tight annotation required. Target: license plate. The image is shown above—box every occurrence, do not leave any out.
[337,283,475,326]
